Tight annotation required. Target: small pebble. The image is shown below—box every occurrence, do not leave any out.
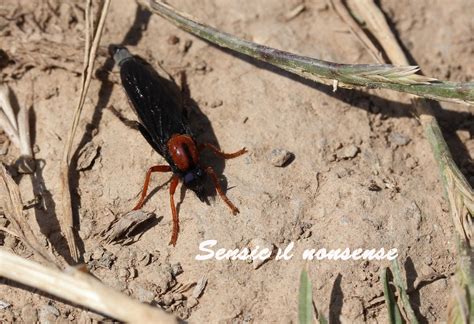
[76,142,100,171]
[269,148,294,167]
[139,252,151,267]
[338,145,359,159]
[92,247,105,260]
[162,294,174,306]
[118,268,130,280]
[156,266,175,294]
[39,305,59,324]
[171,263,183,276]
[129,267,138,279]
[210,99,223,108]
[181,39,193,53]
[388,132,410,146]
[367,180,382,191]
[195,61,207,71]
[0,300,11,309]
[130,283,156,303]
[167,35,180,45]
[186,297,199,309]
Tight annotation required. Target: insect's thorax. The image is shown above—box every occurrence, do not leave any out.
[167,134,199,173]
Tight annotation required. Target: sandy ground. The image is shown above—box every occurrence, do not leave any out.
[0,0,473,323]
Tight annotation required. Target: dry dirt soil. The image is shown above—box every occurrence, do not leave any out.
[1,0,473,323]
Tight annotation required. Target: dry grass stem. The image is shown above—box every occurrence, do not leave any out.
[0,84,33,160]
[328,0,383,63]
[59,0,111,263]
[0,164,58,266]
[0,250,178,324]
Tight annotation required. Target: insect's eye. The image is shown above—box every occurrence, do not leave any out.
[184,172,194,184]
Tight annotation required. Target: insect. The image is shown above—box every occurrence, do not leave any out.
[110,46,247,246]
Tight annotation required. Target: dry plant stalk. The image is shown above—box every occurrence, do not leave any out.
[346,0,407,65]
[0,250,178,324]
[0,84,34,173]
[345,0,473,321]
[327,0,384,63]
[0,164,57,266]
[60,0,111,263]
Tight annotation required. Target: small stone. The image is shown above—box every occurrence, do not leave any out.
[83,251,92,262]
[139,252,152,267]
[171,263,183,276]
[210,99,223,108]
[269,148,294,167]
[167,35,180,45]
[21,305,38,323]
[162,294,174,306]
[406,201,422,230]
[92,247,105,260]
[195,61,207,71]
[39,305,59,324]
[130,283,155,303]
[406,156,418,169]
[186,297,199,308]
[129,267,138,279]
[0,300,11,309]
[338,145,359,159]
[388,132,410,146]
[118,268,130,280]
[76,141,100,171]
[367,180,382,191]
[181,39,193,53]
[4,235,18,249]
[156,266,175,294]
[0,217,8,227]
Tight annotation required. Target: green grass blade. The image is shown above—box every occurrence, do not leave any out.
[382,268,403,324]
[299,269,314,324]
[143,0,474,105]
[391,260,420,324]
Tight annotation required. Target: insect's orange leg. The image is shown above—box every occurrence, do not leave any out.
[133,165,172,210]
[199,143,247,159]
[205,166,240,215]
[168,175,180,246]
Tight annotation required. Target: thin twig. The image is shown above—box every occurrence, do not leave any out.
[139,0,474,105]
[59,0,111,263]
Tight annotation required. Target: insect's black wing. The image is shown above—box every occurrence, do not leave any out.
[118,53,191,159]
